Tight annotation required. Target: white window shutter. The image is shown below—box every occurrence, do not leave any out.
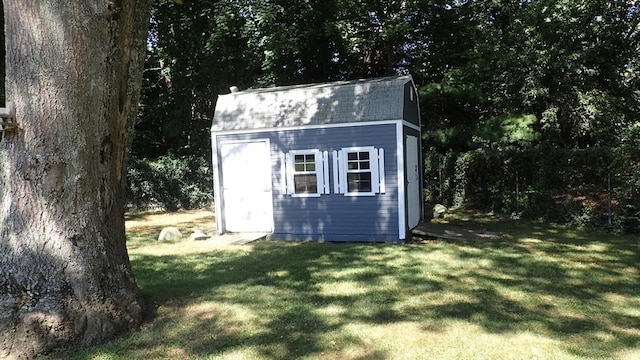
[339,150,347,194]
[371,149,380,194]
[323,151,330,194]
[285,152,294,195]
[314,150,324,194]
[378,148,385,194]
[332,150,340,194]
[280,152,287,194]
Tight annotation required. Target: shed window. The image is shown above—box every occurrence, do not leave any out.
[281,150,330,197]
[294,154,317,193]
[347,151,373,192]
[333,147,385,196]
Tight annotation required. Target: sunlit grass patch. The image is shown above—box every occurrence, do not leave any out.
[43,209,640,360]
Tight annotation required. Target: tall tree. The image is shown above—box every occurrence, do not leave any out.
[247,0,348,85]
[479,0,640,148]
[419,0,640,151]
[0,1,153,358]
[134,0,261,157]
[0,6,3,105]
[337,0,415,78]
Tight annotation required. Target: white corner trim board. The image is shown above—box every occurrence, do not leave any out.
[211,134,223,234]
[396,122,406,240]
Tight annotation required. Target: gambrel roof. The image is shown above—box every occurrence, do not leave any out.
[212,75,415,132]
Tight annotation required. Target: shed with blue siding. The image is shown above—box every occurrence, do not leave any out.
[211,75,423,243]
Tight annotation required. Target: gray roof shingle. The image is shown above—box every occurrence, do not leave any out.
[212,75,414,132]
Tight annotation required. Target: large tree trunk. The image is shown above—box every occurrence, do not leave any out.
[0,1,153,358]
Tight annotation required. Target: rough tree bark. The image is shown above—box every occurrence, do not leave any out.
[0,1,153,358]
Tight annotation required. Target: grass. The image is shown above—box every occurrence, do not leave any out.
[44,210,639,359]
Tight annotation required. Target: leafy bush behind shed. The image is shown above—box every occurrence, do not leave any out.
[424,146,640,233]
[126,154,213,211]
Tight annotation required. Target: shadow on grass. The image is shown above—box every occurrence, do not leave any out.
[124,224,640,359]
[413,218,640,357]
[130,243,399,359]
[49,212,639,359]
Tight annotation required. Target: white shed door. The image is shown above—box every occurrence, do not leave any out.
[406,135,421,229]
[220,140,273,232]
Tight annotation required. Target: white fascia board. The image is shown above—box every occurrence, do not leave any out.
[211,119,405,136]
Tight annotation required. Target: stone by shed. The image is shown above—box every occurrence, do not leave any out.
[211,75,423,243]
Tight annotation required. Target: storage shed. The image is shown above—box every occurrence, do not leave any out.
[211,75,423,243]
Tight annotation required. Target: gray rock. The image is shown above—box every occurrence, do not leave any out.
[432,204,447,219]
[158,227,182,242]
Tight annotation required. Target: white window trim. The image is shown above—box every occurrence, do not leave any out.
[334,146,385,197]
[282,149,328,197]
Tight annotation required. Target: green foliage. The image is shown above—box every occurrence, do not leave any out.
[419,82,488,152]
[126,154,212,211]
[134,0,262,158]
[247,0,350,85]
[425,146,640,233]
[619,204,640,234]
[418,0,640,149]
[474,114,539,148]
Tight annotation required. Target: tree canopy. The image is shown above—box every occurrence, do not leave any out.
[133,0,639,157]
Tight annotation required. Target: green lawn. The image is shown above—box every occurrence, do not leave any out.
[45,211,639,359]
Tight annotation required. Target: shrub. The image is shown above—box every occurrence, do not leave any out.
[617,204,640,234]
[126,154,213,211]
[424,146,640,233]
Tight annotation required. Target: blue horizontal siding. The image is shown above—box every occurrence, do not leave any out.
[267,233,404,243]
[214,123,400,242]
